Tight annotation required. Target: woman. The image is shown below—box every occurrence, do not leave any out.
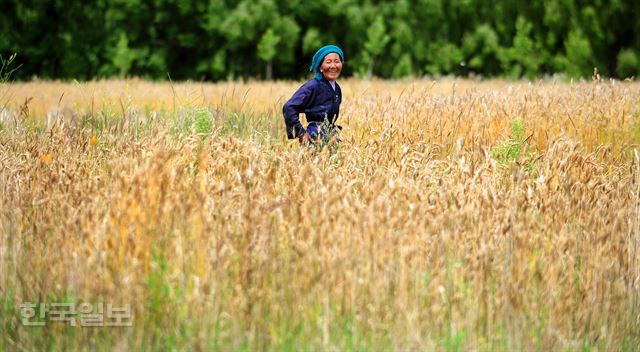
[283,44,344,145]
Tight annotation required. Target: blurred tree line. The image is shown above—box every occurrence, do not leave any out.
[1,0,638,81]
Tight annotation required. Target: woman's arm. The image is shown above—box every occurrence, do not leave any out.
[283,82,313,139]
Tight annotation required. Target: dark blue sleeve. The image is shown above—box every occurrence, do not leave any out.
[283,81,313,139]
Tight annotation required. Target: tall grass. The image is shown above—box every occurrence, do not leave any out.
[1,78,639,351]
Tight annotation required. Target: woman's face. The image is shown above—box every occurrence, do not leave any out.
[320,53,342,81]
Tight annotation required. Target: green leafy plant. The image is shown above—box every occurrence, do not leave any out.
[194,107,213,136]
[492,118,539,172]
[170,107,213,138]
[146,250,181,350]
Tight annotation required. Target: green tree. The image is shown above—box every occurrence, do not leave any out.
[362,15,391,78]
[426,41,464,76]
[392,54,413,78]
[462,24,502,76]
[562,28,595,78]
[500,17,545,79]
[0,0,639,80]
[257,29,280,80]
[616,49,639,78]
[302,28,322,56]
[111,33,137,78]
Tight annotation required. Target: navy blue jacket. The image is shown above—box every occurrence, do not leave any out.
[283,77,342,139]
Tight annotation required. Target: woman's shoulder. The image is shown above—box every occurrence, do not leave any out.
[304,78,322,88]
[297,78,339,93]
[294,78,318,92]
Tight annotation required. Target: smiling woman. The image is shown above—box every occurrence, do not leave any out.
[282,45,344,145]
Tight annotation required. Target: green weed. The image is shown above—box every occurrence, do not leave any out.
[491,118,539,172]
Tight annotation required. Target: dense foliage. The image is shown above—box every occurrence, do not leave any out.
[1,0,639,81]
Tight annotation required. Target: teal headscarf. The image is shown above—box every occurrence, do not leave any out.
[309,45,344,80]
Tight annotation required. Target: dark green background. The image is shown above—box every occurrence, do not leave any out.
[1,0,638,81]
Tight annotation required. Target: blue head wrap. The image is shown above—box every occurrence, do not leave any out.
[309,45,344,80]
